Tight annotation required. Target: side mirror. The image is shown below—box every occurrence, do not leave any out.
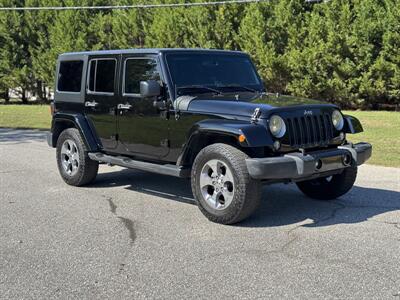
[140,80,161,98]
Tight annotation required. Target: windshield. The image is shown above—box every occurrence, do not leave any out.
[165,52,263,95]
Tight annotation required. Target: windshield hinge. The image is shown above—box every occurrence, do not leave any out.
[175,110,181,121]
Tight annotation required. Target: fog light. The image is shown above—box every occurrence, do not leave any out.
[273,140,281,150]
[315,159,323,170]
[343,153,352,166]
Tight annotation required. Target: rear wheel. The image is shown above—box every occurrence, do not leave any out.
[191,143,261,224]
[296,165,357,200]
[56,128,98,186]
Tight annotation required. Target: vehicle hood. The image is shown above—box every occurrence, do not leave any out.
[176,93,338,119]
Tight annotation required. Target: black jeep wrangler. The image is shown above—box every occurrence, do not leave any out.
[48,48,372,224]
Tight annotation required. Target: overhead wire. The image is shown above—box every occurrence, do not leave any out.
[0,0,269,11]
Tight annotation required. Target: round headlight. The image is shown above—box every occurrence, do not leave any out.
[269,115,286,138]
[332,110,344,130]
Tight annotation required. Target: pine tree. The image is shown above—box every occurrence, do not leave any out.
[0,0,33,103]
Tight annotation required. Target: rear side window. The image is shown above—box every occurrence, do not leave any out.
[124,58,160,95]
[87,59,116,94]
[57,61,83,93]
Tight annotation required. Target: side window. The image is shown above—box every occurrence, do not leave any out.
[87,59,116,94]
[124,58,160,95]
[57,60,83,93]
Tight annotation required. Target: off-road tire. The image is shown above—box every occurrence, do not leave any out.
[191,143,261,224]
[296,165,357,200]
[56,128,99,186]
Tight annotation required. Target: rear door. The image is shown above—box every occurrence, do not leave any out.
[84,56,119,151]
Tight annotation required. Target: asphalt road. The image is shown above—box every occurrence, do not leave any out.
[1,128,399,299]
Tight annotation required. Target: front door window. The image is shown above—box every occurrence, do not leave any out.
[123,58,160,96]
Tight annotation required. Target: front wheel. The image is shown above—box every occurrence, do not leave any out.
[56,128,99,186]
[296,165,357,200]
[191,143,261,225]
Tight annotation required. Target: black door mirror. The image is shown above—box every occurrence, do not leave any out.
[140,80,161,98]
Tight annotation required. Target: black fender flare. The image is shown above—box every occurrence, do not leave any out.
[189,119,273,147]
[177,119,273,166]
[50,113,99,151]
[343,115,363,134]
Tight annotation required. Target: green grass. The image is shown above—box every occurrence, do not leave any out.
[0,105,51,130]
[0,105,398,167]
[343,111,400,168]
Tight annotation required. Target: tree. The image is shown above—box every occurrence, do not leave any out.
[24,0,60,101]
[0,0,33,103]
[112,0,150,49]
[0,0,399,107]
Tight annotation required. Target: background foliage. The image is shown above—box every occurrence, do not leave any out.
[0,0,399,108]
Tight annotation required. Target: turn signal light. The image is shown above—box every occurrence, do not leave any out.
[238,134,246,143]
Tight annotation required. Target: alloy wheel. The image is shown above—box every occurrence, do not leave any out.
[61,139,80,176]
[199,159,235,210]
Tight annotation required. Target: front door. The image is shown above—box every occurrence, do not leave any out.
[117,55,169,160]
[84,57,119,151]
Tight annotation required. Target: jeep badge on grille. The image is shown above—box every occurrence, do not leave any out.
[304,110,313,116]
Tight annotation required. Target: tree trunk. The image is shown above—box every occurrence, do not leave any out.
[42,84,48,103]
[3,89,10,103]
[21,89,28,104]
[36,81,46,103]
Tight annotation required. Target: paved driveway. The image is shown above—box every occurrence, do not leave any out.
[0,128,399,299]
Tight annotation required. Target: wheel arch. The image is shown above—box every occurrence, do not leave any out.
[177,119,273,167]
[343,115,363,134]
[50,113,99,151]
[177,131,239,167]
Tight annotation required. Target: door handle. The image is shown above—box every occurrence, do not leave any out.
[117,104,133,110]
[85,101,99,108]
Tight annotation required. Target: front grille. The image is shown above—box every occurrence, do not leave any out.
[285,113,334,148]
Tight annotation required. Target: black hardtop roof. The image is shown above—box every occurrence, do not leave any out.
[59,48,246,58]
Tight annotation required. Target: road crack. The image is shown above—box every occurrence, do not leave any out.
[312,201,347,226]
[106,197,117,214]
[117,217,136,245]
[103,196,136,244]
[102,195,137,274]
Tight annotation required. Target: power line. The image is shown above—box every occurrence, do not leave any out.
[0,0,268,11]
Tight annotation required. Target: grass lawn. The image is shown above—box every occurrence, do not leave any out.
[0,105,398,167]
[343,110,400,168]
[0,105,51,130]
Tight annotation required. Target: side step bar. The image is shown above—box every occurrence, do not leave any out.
[88,152,191,178]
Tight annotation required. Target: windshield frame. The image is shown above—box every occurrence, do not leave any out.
[163,51,265,100]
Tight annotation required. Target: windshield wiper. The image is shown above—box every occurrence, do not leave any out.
[177,85,223,95]
[218,84,259,93]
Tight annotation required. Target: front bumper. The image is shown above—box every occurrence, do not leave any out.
[246,142,372,180]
